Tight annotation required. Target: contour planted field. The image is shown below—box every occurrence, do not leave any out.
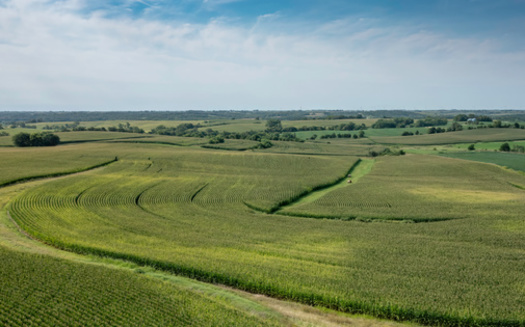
[281,154,525,221]
[0,144,116,186]
[8,142,525,326]
[0,246,279,327]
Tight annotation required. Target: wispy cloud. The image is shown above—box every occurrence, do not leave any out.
[0,0,524,110]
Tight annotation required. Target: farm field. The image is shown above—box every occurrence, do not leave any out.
[282,118,377,129]
[3,139,525,326]
[0,245,281,327]
[295,127,428,140]
[370,128,525,145]
[0,129,151,146]
[0,177,409,327]
[279,154,525,221]
[454,140,525,151]
[2,118,525,326]
[438,151,525,172]
[0,143,115,186]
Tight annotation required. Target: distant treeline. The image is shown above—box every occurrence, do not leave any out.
[453,114,493,122]
[151,122,302,143]
[283,122,367,132]
[372,117,448,129]
[5,109,524,123]
[43,122,145,134]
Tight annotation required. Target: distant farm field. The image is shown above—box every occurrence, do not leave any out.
[371,128,525,145]
[438,151,525,172]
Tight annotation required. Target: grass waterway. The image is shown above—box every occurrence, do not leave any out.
[280,158,375,209]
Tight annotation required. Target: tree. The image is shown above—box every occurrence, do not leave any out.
[12,132,60,147]
[208,136,224,144]
[468,144,475,151]
[447,122,463,132]
[12,132,31,147]
[454,114,468,121]
[265,119,282,132]
[42,133,60,146]
[500,142,511,152]
[258,139,273,149]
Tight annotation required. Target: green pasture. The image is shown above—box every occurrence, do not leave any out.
[371,128,525,145]
[7,142,525,326]
[438,151,525,172]
[455,140,525,151]
[282,118,377,128]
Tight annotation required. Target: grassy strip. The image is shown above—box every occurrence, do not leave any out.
[10,217,524,327]
[274,209,458,223]
[276,211,356,221]
[265,159,362,213]
[509,183,525,191]
[243,159,362,214]
[0,158,118,189]
[109,140,188,147]
[201,145,256,151]
[61,136,152,144]
[290,158,374,207]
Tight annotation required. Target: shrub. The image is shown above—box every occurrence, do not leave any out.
[208,136,225,144]
[499,142,511,152]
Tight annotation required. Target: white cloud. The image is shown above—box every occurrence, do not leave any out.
[0,0,524,110]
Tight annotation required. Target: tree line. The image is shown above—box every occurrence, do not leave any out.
[12,132,60,147]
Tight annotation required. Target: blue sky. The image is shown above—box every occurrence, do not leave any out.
[0,0,524,110]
